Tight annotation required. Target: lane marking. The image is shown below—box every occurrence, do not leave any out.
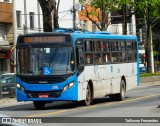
[27,110,67,117]
[25,94,159,117]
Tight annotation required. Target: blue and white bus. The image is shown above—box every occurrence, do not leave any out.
[15,31,140,109]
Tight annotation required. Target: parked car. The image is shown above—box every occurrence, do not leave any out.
[0,73,16,98]
[140,66,147,74]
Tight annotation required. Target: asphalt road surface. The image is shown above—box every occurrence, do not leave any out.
[0,83,160,126]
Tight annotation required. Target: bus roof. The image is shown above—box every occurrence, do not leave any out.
[71,31,138,41]
[17,31,138,43]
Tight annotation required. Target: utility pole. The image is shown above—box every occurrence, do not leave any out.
[12,0,17,73]
[150,27,155,73]
[37,0,41,33]
[24,0,28,34]
[73,0,76,30]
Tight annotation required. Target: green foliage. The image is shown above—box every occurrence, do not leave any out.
[136,0,159,20]
[140,72,160,77]
[153,51,159,56]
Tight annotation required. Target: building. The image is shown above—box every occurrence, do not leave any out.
[15,0,43,36]
[0,0,13,73]
[0,0,44,73]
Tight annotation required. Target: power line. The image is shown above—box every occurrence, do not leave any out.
[59,10,70,20]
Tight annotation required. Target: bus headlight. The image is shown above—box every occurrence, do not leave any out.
[63,82,74,92]
[16,84,25,93]
[16,84,21,89]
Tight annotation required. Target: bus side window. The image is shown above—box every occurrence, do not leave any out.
[85,53,93,64]
[127,41,133,51]
[76,47,84,65]
[111,52,119,63]
[102,53,111,63]
[118,41,126,51]
[94,53,101,64]
[85,40,93,52]
[95,41,101,52]
[119,52,127,62]
[111,41,117,51]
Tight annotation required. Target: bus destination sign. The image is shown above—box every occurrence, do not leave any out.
[23,36,65,43]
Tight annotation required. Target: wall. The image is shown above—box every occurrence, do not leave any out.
[0,2,13,23]
[15,0,43,35]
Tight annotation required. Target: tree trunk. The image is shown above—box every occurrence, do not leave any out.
[122,4,127,35]
[54,8,59,29]
[42,9,52,32]
[38,0,54,32]
[146,24,154,73]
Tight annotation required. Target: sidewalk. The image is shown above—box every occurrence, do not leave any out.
[0,97,17,107]
[0,76,160,107]
[140,76,160,86]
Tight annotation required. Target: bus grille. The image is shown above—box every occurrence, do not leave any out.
[25,90,62,98]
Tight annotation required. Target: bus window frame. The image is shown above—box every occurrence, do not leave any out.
[126,41,137,63]
[83,39,94,65]
[81,38,137,66]
[101,40,111,64]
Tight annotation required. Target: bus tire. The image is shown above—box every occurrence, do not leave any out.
[33,101,45,110]
[110,79,126,101]
[82,84,92,106]
[117,79,126,101]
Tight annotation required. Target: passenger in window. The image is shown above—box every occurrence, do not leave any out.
[95,42,101,51]
[120,52,125,62]
[39,68,43,75]
[111,53,118,62]
[95,57,100,64]
[95,54,101,64]
[86,54,93,64]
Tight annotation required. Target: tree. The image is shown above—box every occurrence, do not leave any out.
[38,0,60,32]
[79,0,138,33]
[137,0,160,73]
[79,0,120,31]
[117,0,139,35]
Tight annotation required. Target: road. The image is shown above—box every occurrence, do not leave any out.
[0,84,160,126]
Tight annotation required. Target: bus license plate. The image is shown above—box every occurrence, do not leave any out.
[38,94,48,98]
[2,91,9,94]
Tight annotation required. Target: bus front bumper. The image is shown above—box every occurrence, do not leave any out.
[16,86,78,102]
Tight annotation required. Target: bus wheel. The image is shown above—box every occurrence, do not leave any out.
[117,79,126,101]
[83,84,92,106]
[110,79,126,101]
[33,101,45,110]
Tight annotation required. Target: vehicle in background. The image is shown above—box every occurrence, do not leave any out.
[139,66,147,74]
[139,49,147,73]
[0,73,16,98]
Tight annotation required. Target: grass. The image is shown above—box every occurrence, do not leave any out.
[140,72,160,77]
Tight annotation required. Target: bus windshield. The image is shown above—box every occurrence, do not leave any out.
[17,46,75,76]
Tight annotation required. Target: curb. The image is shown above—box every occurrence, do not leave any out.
[140,76,160,83]
[0,98,31,107]
[140,81,160,86]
